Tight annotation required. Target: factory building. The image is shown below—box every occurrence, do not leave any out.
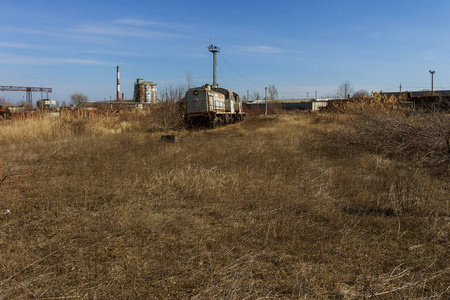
[134,79,157,103]
[37,99,58,110]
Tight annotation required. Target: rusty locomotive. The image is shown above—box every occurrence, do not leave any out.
[0,106,12,119]
[184,84,245,127]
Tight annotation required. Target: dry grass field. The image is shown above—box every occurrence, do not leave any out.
[0,104,449,299]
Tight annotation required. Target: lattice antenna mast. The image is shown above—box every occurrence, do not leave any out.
[208,45,220,88]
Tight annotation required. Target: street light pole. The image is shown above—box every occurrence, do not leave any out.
[429,70,435,94]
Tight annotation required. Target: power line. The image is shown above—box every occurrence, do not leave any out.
[218,53,301,98]
[218,53,265,88]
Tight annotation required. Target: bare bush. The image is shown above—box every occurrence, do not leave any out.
[149,101,184,130]
[324,96,450,172]
[352,112,449,166]
[149,84,186,130]
[70,92,88,106]
[353,89,369,99]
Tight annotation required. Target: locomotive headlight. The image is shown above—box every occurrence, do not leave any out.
[194,90,199,95]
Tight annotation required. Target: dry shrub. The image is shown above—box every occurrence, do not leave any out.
[323,94,450,173]
[267,101,284,115]
[244,102,285,117]
[329,93,402,113]
[149,101,184,131]
[349,111,449,168]
[243,105,265,117]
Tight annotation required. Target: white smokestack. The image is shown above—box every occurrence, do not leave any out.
[116,66,120,101]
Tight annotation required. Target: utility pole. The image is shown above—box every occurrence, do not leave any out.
[399,83,402,93]
[429,70,435,94]
[315,91,317,99]
[307,92,309,99]
[265,87,268,115]
[208,45,220,88]
[247,90,249,102]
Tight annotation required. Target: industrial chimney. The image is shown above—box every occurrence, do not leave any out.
[116,66,121,101]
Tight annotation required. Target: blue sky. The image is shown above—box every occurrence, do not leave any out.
[1,0,449,104]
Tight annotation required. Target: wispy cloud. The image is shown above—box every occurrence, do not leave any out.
[0,52,108,65]
[59,58,109,65]
[115,18,195,32]
[0,26,76,41]
[68,24,181,39]
[79,49,140,57]
[250,45,289,54]
[115,18,172,28]
[1,20,190,48]
[0,25,115,45]
[0,26,53,36]
[235,45,303,55]
[0,41,46,50]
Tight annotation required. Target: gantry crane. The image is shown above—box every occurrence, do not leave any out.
[0,86,52,103]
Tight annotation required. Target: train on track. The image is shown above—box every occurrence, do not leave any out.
[184,84,245,127]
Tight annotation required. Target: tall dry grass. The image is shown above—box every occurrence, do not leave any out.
[0,106,183,145]
[0,109,448,298]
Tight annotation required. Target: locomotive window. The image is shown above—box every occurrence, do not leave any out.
[194,90,199,95]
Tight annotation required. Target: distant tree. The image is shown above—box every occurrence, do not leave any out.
[185,71,193,90]
[335,80,355,99]
[0,96,10,106]
[353,89,369,99]
[159,84,186,103]
[268,85,278,100]
[253,90,260,101]
[70,93,88,106]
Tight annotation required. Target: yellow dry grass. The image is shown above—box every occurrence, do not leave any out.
[0,109,448,299]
